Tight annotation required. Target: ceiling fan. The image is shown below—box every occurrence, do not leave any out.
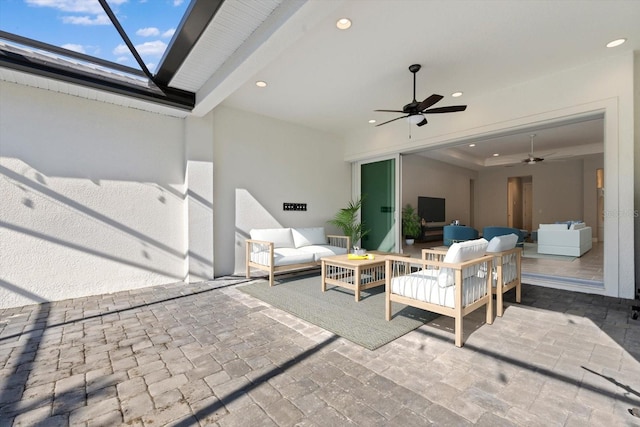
[374,64,467,127]
[523,134,545,164]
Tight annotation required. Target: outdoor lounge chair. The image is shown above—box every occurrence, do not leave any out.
[384,239,493,347]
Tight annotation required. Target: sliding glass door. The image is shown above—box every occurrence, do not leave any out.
[356,155,400,252]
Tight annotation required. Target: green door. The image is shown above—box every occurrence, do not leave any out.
[360,158,396,252]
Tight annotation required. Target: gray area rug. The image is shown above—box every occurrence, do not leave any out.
[522,242,577,261]
[238,274,437,350]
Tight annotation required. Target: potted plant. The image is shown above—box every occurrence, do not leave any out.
[328,197,370,251]
[402,203,421,245]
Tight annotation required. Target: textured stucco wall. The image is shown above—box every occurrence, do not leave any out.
[0,81,187,308]
[211,106,351,277]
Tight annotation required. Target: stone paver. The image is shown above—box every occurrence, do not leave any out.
[1,277,640,426]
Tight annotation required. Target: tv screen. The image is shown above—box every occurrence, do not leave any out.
[418,197,446,223]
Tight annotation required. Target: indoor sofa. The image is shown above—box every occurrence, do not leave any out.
[537,222,592,257]
[246,227,349,286]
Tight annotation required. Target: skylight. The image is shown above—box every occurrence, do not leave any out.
[0,0,190,75]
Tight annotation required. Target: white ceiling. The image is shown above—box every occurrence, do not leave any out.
[183,0,639,169]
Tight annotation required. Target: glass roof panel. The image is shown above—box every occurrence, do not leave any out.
[0,0,190,75]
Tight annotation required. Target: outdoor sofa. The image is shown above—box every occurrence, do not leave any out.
[246,227,349,286]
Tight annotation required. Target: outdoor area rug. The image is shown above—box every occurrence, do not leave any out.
[238,274,438,350]
[522,242,577,262]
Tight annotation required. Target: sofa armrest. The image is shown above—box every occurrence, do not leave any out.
[327,235,350,249]
[246,239,275,266]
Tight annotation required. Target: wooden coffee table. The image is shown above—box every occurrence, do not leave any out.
[321,252,409,301]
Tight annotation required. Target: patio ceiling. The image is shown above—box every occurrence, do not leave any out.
[1,0,638,165]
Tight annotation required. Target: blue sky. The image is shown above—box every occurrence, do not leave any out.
[0,0,190,72]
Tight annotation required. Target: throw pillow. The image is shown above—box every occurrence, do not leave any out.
[250,228,295,248]
[438,238,488,287]
[292,227,327,248]
[486,234,518,252]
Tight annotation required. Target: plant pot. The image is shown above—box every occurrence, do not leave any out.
[405,238,415,246]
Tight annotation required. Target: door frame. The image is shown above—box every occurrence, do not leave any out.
[353,154,401,252]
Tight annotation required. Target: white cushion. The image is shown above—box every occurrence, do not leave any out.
[250,247,315,266]
[486,234,518,253]
[438,238,488,287]
[391,270,487,308]
[250,228,295,248]
[569,222,585,230]
[298,244,347,261]
[292,227,327,248]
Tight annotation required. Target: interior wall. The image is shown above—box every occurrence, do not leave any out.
[476,159,586,231]
[211,106,351,276]
[401,154,477,226]
[0,81,187,309]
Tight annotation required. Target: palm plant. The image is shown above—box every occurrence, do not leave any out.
[402,203,422,239]
[328,197,369,248]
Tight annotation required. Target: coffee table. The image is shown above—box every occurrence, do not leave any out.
[321,252,409,301]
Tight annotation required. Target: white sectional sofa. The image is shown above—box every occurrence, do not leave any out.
[246,227,349,286]
[537,223,592,257]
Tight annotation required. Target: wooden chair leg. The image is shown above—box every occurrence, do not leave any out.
[454,315,463,347]
[496,291,504,317]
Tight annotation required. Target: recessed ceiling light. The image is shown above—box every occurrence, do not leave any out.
[368,119,376,124]
[452,92,463,97]
[493,153,500,157]
[255,81,267,88]
[469,143,476,147]
[606,38,626,48]
[336,18,352,30]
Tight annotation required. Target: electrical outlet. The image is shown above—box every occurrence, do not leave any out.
[283,203,307,211]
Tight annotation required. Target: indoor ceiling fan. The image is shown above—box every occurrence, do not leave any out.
[374,64,467,127]
[522,134,545,164]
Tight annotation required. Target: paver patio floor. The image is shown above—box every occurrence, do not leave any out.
[1,276,639,426]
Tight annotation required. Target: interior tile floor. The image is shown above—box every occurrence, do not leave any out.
[403,240,605,283]
[1,270,639,426]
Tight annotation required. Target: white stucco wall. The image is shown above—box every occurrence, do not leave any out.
[185,114,215,282]
[344,52,636,299]
[211,106,351,276]
[0,81,187,308]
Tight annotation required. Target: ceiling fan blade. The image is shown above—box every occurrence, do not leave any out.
[423,105,467,114]
[375,115,408,127]
[416,118,428,127]
[417,94,443,112]
[374,109,405,113]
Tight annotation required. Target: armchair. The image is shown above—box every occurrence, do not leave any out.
[482,226,525,247]
[443,225,479,246]
[385,238,493,347]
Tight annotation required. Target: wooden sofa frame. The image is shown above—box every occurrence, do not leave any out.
[246,235,350,286]
[385,249,494,347]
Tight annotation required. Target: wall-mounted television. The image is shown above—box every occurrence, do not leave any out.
[418,196,446,223]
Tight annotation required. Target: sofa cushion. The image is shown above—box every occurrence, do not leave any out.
[438,238,488,287]
[250,247,315,266]
[298,244,347,261]
[486,234,518,253]
[391,269,487,308]
[569,222,585,230]
[292,227,327,248]
[250,228,295,248]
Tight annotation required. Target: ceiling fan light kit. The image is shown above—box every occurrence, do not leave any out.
[374,64,467,127]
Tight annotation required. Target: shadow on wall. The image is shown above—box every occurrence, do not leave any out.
[0,160,204,308]
[233,189,283,275]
